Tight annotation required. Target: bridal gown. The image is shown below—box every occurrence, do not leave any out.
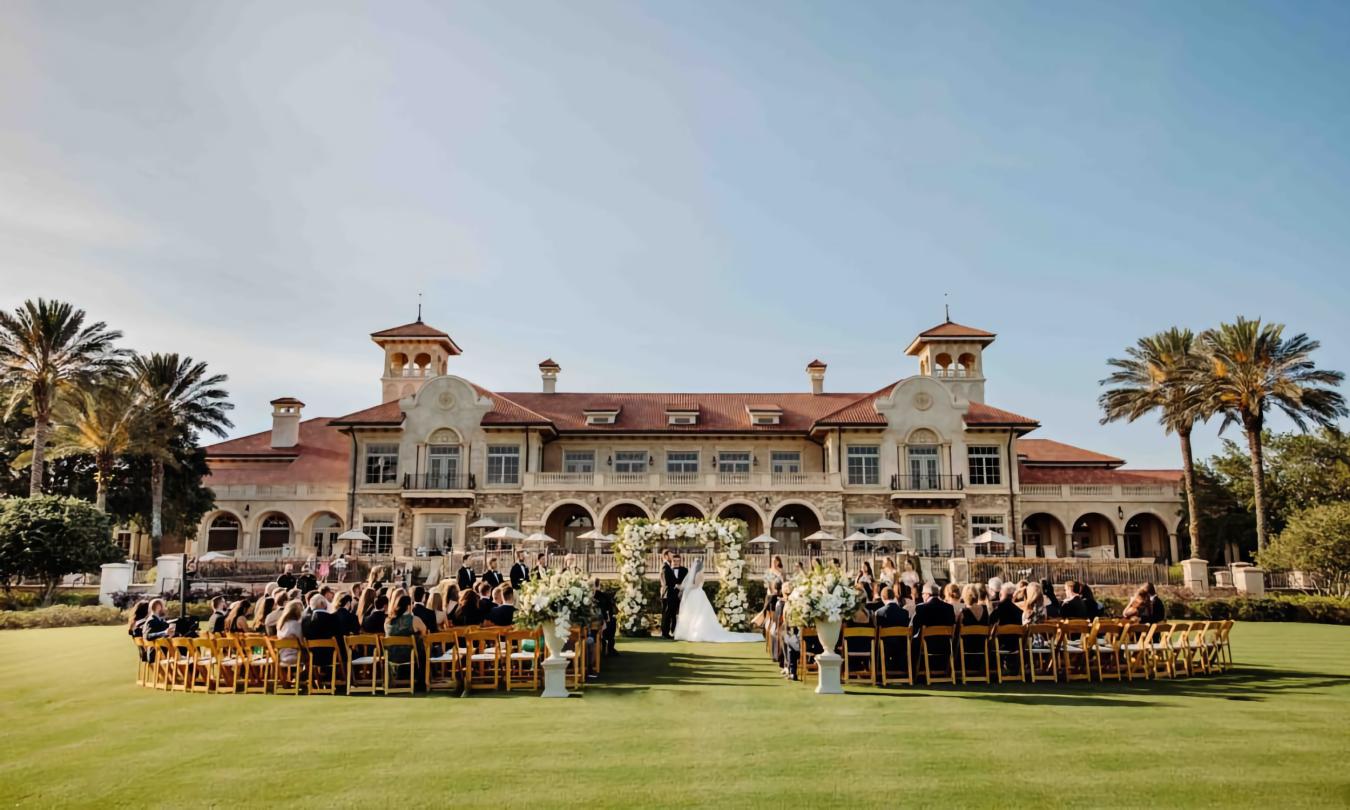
[673,570,762,643]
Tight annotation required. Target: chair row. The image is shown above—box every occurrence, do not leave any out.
[133,624,603,696]
[791,619,1234,687]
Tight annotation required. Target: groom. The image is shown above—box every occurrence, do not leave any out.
[660,550,687,639]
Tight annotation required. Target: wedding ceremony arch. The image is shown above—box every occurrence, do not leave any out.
[612,517,751,635]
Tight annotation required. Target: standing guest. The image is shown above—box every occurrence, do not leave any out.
[592,579,618,657]
[487,585,517,626]
[899,558,921,592]
[428,592,448,629]
[127,601,151,639]
[878,557,898,588]
[361,595,389,634]
[1123,586,1151,622]
[873,587,909,628]
[792,560,806,577]
[454,590,483,627]
[482,558,504,588]
[276,564,297,591]
[1145,582,1166,623]
[224,599,253,633]
[958,584,990,626]
[411,586,438,633]
[1060,581,1089,619]
[297,564,318,593]
[142,599,174,640]
[333,553,349,583]
[333,592,360,635]
[276,600,305,665]
[509,551,530,588]
[764,555,786,590]
[992,583,1021,625]
[855,562,875,600]
[456,557,476,591]
[207,596,228,634]
[563,552,579,571]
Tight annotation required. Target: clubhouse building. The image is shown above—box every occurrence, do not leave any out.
[194,317,1184,567]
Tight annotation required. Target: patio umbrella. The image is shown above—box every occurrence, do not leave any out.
[865,518,904,531]
[844,530,872,552]
[484,526,527,542]
[972,530,1015,545]
[872,529,913,545]
[466,517,501,529]
[804,530,837,543]
[747,533,777,546]
[198,551,234,562]
[335,529,371,554]
[577,528,607,541]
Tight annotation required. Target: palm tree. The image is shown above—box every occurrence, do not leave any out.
[0,299,126,496]
[1099,328,1208,559]
[130,353,233,556]
[1199,317,1346,551]
[13,381,138,511]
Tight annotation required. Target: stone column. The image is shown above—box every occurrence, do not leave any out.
[1168,533,1180,565]
[1232,565,1265,597]
[99,562,134,606]
[1181,558,1208,595]
[1114,532,1125,559]
[156,554,183,596]
[948,557,970,585]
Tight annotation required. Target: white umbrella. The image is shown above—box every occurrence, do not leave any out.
[844,530,871,544]
[972,530,1015,546]
[198,551,233,562]
[484,526,527,542]
[747,533,777,546]
[865,518,904,531]
[577,528,607,541]
[873,530,912,544]
[467,517,501,529]
[523,531,558,545]
[804,530,837,543]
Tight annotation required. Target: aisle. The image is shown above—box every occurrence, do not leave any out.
[589,636,785,692]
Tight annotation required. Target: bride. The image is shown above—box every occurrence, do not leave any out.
[673,559,763,643]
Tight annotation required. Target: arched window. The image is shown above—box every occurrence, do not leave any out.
[258,515,292,550]
[206,514,241,552]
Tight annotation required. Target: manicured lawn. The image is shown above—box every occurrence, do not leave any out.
[1,623,1348,808]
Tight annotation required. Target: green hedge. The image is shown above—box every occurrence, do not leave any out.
[1101,594,1350,625]
[0,605,125,630]
[0,591,102,610]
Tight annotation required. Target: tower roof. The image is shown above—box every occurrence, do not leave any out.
[904,319,997,355]
[369,320,462,354]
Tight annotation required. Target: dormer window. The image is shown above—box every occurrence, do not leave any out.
[583,406,620,426]
[665,403,700,426]
[746,403,782,426]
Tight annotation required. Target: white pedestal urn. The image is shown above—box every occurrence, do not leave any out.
[539,620,571,699]
[814,619,844,695]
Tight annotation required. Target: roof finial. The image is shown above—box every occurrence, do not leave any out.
[944,292,951,323]
[416,292,423,323]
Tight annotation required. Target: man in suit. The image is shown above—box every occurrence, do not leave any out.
[911,583,956,677]
[1145,582,1166,623]
[873,587,909,628]
[991,583,1021,625]
[476,581,497,615]
[486,585,517,627]
[592,578,618,657]
[411,586,438,631]
[276,563,297,591]
[1060,580,1089,619]
[456,557,476,591]
[302,594,343,666]
[207,596,228,634]
[482,557,504,589]
[509,552,530,589]
[660,551,684,639]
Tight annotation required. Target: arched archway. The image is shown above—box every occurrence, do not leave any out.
[1021,512,1067,558]
[205,512,242,552]
[601,501,651,534]
[659,500,705,521]
[770,502,821,553]
[1125,512,1171,561]
[1071,512,1118,557]
[257,513,294,551]
[715,501,764,537]
[543,501,596,553]
[305,512,343,557]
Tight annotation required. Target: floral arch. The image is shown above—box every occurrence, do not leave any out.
[613,517,750,635]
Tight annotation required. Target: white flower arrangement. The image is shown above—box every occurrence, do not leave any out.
[785,562,861,626]
[614,517,751,633]
[514,567,594,638]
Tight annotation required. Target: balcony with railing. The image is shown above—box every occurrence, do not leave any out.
[891,474,964,492]
[1019,482,1180,501]
[402,472,476,494]
[520,470,838,492]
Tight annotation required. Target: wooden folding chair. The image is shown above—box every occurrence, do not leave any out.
[877,627,913,686]
[1025,623,1061,683]
[1060,620,1095,683]
[133,637,150,687]
[1180,622,1208,675]
[842,627,877,685]
[242,635,274,694]
[465,629,501,691]
[345,634,382,695]
[564,626,587,688]
[798,627,821,680]
[190,636,219,693]
[504,629,541,691]
[992,624,1026,683]
[213,635,249,693]
[1152,623,1181,679]
[306,638,342,694]
[270,637,306,695]
[1216,620,1234,671]
[150,638,174,690]
[1121,623,1157,681]
[169,637,195,692]
[918,626,956,685]
[1093,620,1126,682]
[381,636,418,695]
[958,625,993,685]
[423,630,460,693]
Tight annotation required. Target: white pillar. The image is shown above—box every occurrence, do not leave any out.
[99,562,134,606]
[947,558,970,585]
[540,658,570,698]
[1233,565,1265,597]
[1168,533,1180,565]
[1114,532,1125,559]
[1181,558,1208,595]
[155,554,183,596]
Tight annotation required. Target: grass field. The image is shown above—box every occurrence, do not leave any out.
[2,623,1349,809]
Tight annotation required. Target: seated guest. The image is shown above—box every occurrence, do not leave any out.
[1039,578,1062,618]
[361,595,389,634]
[991,583,1021,625]
[1080,582,1100,620]
[1060,580,1089,619]
[942,582,962,616]
[475,581,496,614]
[1123,586,1150,621]
[958,584,990,626]
[1146,582,1166,623]
[873,587,910,628]
[428,592,448,629]
[384,594,428,666]
[252,597,275,636]
[302,594,342,665]
[264,597,286,637]
[843,588,872,657]
[333,592,360,635]
[440,584,462,625]
[486,585,517,627]
[454,590,482,627]
[354,588,377,626]
[411,586,438,634]
[1021,582,1048,626]
[127,601,151,648]
[141,599,175,644]
[276,600,305,666]
[986,576,1004,605]
[223,599,253,633]
[911,584,956,674]
[276,563,297,590]
[349,582,365,609]
[207,596,228,634]
[899,582,918,620]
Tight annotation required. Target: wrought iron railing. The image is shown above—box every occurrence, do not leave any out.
[891,474,964,491]
[403,472,476,490]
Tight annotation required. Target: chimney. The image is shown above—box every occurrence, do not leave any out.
[539,358,560,394]
[269,398,304,448]
[806,359,827,395]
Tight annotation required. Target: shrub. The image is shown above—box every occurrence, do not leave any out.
[1099,594,1350,625]
[1259,502,1350,596]
[0,496,122,605]
[0,605,125,630]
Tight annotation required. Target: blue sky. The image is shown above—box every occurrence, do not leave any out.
[2,1,1347,467]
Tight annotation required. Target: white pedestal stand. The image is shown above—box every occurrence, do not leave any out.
[541,656,570,698]
[814,620,844,695]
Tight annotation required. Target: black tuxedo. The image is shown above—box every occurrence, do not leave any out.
[487,603,516,627]
[1060,595,1089,619]
[874,601,910,628]
[302,609,343,666]
[509,562,530,588]
[660,563,687,638]
[276,572,297,590]
[482,569,504,589]
[911,597,956,676]
[1148,594,1166,623]
[361,609,387,634]
[991,598,1022,626]
[456,565,475,590]
[412,602,438,632]
[334,606,361,635]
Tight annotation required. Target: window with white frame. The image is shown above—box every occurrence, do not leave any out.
[846,445,880,486]
[771,450,801,474]
[423,515,455,552]
[911,515,942,551]
[666,450,699,475]
[967,445,1002,486]
[486,445,521,485]
[361,515,395,555]
[364,443,399,485]
[970,514,1007,539]
[563,450,595,473]
[614,450,648,474]
[718,451,751,474]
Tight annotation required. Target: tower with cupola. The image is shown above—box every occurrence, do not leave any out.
[370,317,463,402]
[905,316,996,403]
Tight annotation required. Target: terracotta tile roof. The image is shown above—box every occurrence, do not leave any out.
[203,417,350,486]
[269,396,305,406]
[496,391,861,432]
[965,402,1039,427]
[371,320,451,339]
[917,320,996,339]
[1018,438,1123,466]
[1019,465,1182,485]
[812,382,1038,429]
[538,358,561,369]
[329,384,554,427]
[806,359,827,369]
